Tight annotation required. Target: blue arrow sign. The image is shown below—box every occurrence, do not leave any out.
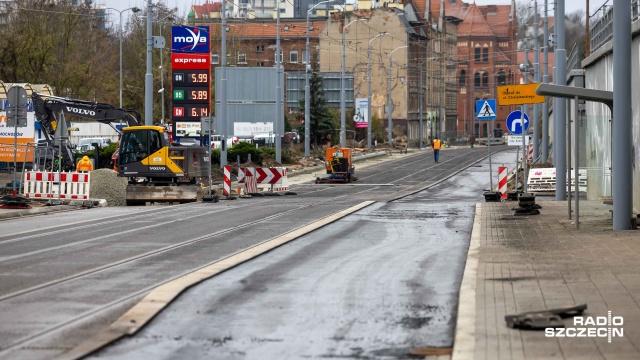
[506,110,530,135]
[476,99,497,120]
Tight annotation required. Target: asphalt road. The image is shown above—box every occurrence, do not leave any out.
[0,146,514,360]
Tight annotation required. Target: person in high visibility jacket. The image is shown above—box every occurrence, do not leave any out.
[432,137,442,163]
[76,155,94,172]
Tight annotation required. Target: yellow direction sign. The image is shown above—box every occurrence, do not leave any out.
[497,83,546,105]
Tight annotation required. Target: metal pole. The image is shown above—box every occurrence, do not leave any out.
[144,0,153,126]
[533,0,540,162]
[515,145,519,190]
[159,21,165,125]
[419,65,423,149]
[367,33,385,149]
[208,117,212,197]
[542,0,549,162]
[521,61,528,193]
[555,0,567,200]
[275,0,282,163]
[119,10,124,109]
[575,95,580,228]
[387,46,407,146]
[367,43,372,148]
[11,91,17,195]
[612,0,632,230]
[567,98,572,219]
[305,10,311,157]
[220,0,228,167]
[340,18,346,148]
[388,53,392,146]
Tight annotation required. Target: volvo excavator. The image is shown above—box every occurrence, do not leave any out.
[32,93,210,205]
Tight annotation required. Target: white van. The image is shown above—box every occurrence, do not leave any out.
[77,138,112,152]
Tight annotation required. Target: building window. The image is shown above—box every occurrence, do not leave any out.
[474,48,481,62]
[497,70,506,85]
[459,69,466,86]
[290,50,298,63]
[275,50,283,63]
[237,51,247,64]
[482,72,488,87]
[474,72,481,87]
[256,45,264,53]
[211,52,219,64]
[482,48,489,62]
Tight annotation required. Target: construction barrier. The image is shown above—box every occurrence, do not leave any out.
[238,166,289,194]
[528,143,533,161]
[23,171,90,200]
[527,168,587,194]
[223,166,231,196]
[498,166,508,199]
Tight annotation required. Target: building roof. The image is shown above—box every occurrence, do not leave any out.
[190,1,221,19]
[208,21,326,39]
[478,4,513,38]
[458,3,494,37]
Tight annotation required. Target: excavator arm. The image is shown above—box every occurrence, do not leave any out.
[31,93,141,170]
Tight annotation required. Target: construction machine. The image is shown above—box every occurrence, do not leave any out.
[315,147,356,184]
[32,93,210,205]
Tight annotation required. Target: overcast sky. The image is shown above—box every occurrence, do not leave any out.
[99,0,608,22]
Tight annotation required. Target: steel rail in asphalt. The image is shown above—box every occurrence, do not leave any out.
[0,147,507,359]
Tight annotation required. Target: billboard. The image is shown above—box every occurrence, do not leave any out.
[171,26,210,53]
[354,98,368,128]
[0,111,35,162]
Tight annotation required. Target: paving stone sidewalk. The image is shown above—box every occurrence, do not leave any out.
[453,200,640,360]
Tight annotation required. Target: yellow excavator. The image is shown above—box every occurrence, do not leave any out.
[32,93,210,205]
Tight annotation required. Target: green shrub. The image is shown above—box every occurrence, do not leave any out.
[227,142,262,164]
[258,146,293,164]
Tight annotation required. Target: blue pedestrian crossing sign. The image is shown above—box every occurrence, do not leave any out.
[476,99,497,120]
[506,110,530,135]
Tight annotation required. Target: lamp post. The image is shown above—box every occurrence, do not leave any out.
[340,19,364,148]
[305,0,335,157]
[275,0,283,163]
[367,32,386,148]
[157,15,174,125]
[387,45,408,146]
[144,0,154,126]
[107,7,141,110]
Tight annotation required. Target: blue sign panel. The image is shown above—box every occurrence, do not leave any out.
[506,110,530,135]
[476,99,497,120]
[171,26,210,53]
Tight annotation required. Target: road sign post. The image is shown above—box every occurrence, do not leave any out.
[7,85,28,195]
[477,99,499,197]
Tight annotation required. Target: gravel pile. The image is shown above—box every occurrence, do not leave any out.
[89,169,128,206]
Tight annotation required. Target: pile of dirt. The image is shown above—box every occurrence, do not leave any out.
[89,169,128,206]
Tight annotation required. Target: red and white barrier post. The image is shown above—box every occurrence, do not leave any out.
[498,166,508,199]
[528,143,533,161]
[223,166,231,197]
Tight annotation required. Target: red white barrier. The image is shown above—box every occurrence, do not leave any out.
[528,143,533,161]
[240,167,258,194]
[498,166,508,199]
[223,166,231,196]
[23,171,91,200]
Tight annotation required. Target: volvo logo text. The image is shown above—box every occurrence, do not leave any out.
[65,106,95,116]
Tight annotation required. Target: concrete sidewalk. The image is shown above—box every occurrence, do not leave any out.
[454,200,640,360]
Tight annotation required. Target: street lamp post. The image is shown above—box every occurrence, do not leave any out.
[107,7,141,110]
[367,32,386,148]
[340,18,363,148]
[305,0,335,157]
[275,0,282,163]
[144,0,154,126]
[157,15,174,125]
[387,45,408,146]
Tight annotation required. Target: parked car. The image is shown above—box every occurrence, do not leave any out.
[252,133,275,147]
[76,137,112,152]
[210,135,238,149]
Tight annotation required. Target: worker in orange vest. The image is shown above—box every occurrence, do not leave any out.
[432,137,442,163]
[76,155,94,172]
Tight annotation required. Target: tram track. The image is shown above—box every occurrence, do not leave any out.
[0,147,504,359]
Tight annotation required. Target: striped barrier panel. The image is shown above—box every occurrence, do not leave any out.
[243,167,258,194]
[23,171,91,200]
[528,143,533,161]
[498,166,508,199]
[223,166,231,196]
